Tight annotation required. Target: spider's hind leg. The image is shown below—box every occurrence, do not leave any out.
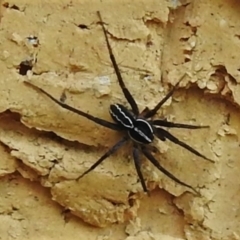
[154,127,214,163]
[141,146,199,195]
[152,119,209,129]
[132,145,149,194]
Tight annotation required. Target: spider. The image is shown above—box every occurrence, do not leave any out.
[24,11,213,195]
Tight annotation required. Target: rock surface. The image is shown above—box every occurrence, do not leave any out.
[0,0,240,239]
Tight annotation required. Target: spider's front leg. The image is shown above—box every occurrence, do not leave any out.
[143,74,186,119]
[97,11,139,115]
[24,81,122,131]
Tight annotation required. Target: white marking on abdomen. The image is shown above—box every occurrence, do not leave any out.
[133,127,152,143]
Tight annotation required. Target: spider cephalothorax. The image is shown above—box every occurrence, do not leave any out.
[24,11,213,194]
[110,103,154,144]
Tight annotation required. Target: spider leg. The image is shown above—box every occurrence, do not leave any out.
[144,74,186,119]
[151,119,209,129]
[154,127,214,163]
[141,146,199,195]
[76,136,128,181]
[97,11,139,115]
[132,145,149,194]
[139,107,150,117]
[24,81,122,131]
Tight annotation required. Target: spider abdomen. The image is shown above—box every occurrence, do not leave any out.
[109,104,135,129]
[128,119,154,144]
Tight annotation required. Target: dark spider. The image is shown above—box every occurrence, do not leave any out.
[24,11,213,195]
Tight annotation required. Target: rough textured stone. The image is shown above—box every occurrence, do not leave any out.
[0,0,240,239]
